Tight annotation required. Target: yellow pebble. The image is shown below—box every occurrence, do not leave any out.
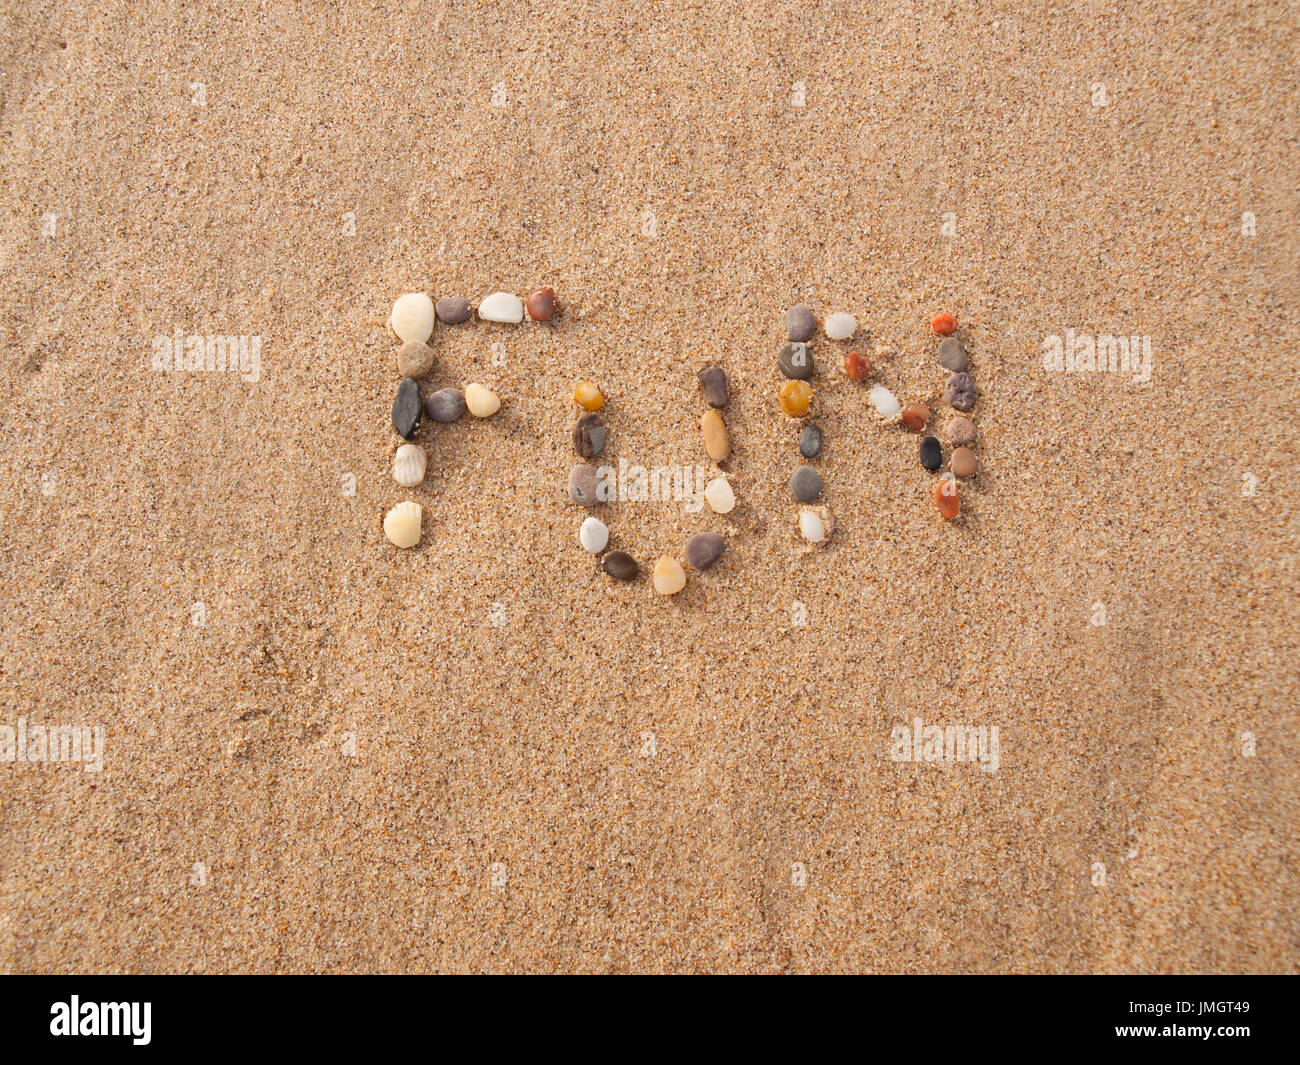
[652,556,686,595]
[464,383,501,417]
[701,409,730,462]
[779,379,813,418]
[574,380,604,410]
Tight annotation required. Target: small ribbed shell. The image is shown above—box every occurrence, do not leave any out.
[393,443,427,487]
[383,501,422,548]
[390,293,435,343]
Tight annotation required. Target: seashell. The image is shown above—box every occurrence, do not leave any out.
[393,443,427,487]
[477,291,524,324]
[464,383,501,417]
[383,501,422,548]
[390,293,435,343]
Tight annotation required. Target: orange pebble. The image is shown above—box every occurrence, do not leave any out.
[901,402,930,432]
[933,478,960,519]
[843,351,872,380]
[573,380,604,410]
[779,379,813,418]
[931,312,957,336]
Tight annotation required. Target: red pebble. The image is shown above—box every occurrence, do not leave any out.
[843,351,872,380]
[931,312,957,336]
[933,478,960,519]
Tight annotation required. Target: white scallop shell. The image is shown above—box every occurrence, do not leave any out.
[477,291,524,323]
[464,383,501,417]
[383,501,422,548]
[390,293,435,343]
[393,443,427,487]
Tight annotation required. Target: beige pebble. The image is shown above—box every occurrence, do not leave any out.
[701,409,730,462]
[383,501,422,548]
[652,556,687,595]
[392,443,427,487]
[951,447,978,478]
[947,416,977,446]
[390,293,434,344]
[464,383,501,417]
[704,476,736,514]
[396,341,435,379]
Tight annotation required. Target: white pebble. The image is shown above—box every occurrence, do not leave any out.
[464,383,501,417]
[579,516,609,554]
[824,312,857,340]
[704,476,736,514]
[799,509,825,542]
[383,501,422,548]
[392,443,427,487]
[477,291,524,323]
[869,384,901,419]
[390,293,434,343]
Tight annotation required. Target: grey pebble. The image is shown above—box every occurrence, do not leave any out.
[937,337,967,372]
[573,413,605,457]
[685,532,726,570]
[392,377,422,440]
[786,304,816,343]
[603,550,639,580]
[697,366,729,408]
[778,342,815,380]
[424,387,465,423]
[945,372,978,412]
[790,465,823,502]
[799,424,823,458]
[435,296,472,324]
[568,463,599,506]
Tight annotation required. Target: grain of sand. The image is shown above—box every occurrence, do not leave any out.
[0,1,1297,973]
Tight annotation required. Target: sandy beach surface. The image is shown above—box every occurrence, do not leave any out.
[1,1,1296,973]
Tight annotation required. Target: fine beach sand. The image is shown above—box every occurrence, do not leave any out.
[1,1,1297,973]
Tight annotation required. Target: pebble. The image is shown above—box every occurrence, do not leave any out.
[701,409,730,462]
[425,387,465,423]
[824,312,857,340]
[526,287,556,322]
[383,501,422,548]
[901,401,930,433]
[934,477,961,519]
[464,383,501,417]
[799,424,823,458]
[946,415,977,445]
[786,304,816,342]
[868,384,901,419]
[951,446,978,479]
[704,476,736,514]
[919,436,942,471]
[573,380,604,411]
[937,337,967,372]
[945,372,977,411]
[779,380,813,418]
[843,351,871,379]
[798,505,832,543]
[392,443,427,487]
[573,413,605,457]
[790,466,823,502]
[435,296,472,324]
[603,550,638,580]
[579,516,609,553]
[477,291,524,324]
[697,366,729,408]
[396,341,435,379]
[390,293,434,344]
[931,312,958,336]
[652,556,687,595]
[685,532,725,570]
[568,463,599,506]
[778,342,814,380]
[392,377,422,439]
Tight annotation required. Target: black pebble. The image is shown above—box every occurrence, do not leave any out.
[603,551,639,580]
[919,436,942,471]
[392,377,422,440]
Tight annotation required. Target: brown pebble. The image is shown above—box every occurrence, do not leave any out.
[435,296,472,324]
[685,532,726,569]
[568,463,600,506]
[901,402,930,433]
[573,413,605,457]
[701,409,730,462]
[526,287,557,321]
[396,341,436,379]
[697,366,729,408]
[947,416,977,446]
[951,447,978,478]
[603,550,638,580]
